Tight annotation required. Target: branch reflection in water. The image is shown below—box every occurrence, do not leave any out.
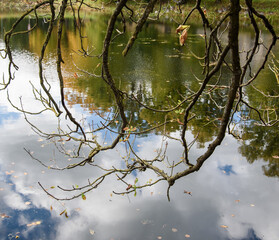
[0,0,278,220]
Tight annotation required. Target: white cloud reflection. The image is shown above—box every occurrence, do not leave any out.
[3,192,29,210]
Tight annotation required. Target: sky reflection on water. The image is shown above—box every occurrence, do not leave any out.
[1,102,279,240]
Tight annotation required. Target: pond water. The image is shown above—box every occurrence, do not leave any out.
[0,11,279,240]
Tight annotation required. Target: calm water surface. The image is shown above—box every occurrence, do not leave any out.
[0,12,279,240]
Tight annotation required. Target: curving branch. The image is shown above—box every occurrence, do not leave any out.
[2,0,278,204]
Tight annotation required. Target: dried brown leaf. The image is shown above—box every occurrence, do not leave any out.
[1,213,11,218]
[27,221,41,227]
[179,29,188,46]
[184,190,192,196]
[220,225,228,228]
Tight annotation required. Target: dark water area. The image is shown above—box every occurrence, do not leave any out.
[0,11,279,240]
